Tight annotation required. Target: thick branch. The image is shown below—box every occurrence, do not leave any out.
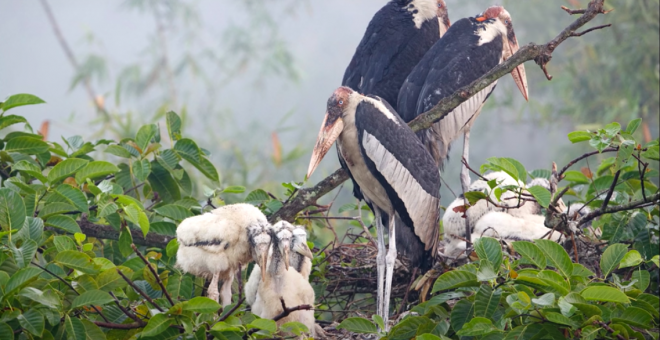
[270,0,609,223]
[58,217,174,248]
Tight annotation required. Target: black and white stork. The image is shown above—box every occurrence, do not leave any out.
[397,6,528,193]
[307,87,441,329]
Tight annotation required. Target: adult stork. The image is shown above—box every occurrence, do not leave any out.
[307,87,441,329]
[397,6,528,193]
[176,204,271,306]
[340,0,450,203]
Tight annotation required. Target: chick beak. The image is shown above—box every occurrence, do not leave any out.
[307,114,344,179]
[295,243,314,260]
[259,247,268,279]
[283,246,290,271]
[505,34,528,101]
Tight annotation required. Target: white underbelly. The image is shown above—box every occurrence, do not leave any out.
[338,130,392,213]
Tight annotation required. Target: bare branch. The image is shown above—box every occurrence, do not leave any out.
[116,268,165,312]
[571,24,612,37]
[131,244,175,306]
[578,193,660,228]
[93,321,146,330]
[600,170,621,210]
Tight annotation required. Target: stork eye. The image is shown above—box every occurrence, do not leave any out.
[338,100,344,105]
[505,20,510,24]
[437,3,442,7]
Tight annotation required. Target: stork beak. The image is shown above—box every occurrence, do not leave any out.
[307,114,344,179]
[283,246,290,271]
[295,242,314,260]
[257,244,269,279]
[439,17,450,37]
[505,36,528,101]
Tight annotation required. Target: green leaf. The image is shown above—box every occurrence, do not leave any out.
[532,293,555,306]
[544,312,577,328]
[174,138,219,182]
[44,215,82,234]
[512,241,546,269]
[142,313,174,337]
[474,285,502,319]
[432,270,479,293]
[245,189,270,205]
[0,323,14,340]
[571,263,595,277]
[538,270,570,296]
[55,184,89,212]
[336,317,377,334]
[535,239,573,278]
[464,191,488,205]
[456,317,499,336]
[626,118,642,134]
[527,185,551,208]
[222,186,246,194]
[0,188,26,231]
[600,243,628,278]
[155,204,193,221]
[147,161,181,203]
[389,316,432,340]
[280,322,309,336]
[75,161,119,184]
[104,144,133,158]
[619,250,643,269]
[4,267,42,296]
[132,159,151,182]
[450,300,474,333]
[503,157,527,183]
[183,297,222,314]
[631,270,650,292]
[604,122,621,137]
[65,315,86,340]
[581,286,630,303]
[38,202,77,218]
[568,131,592,143]
[135,124,157,152]
[474,237,502,271]
[12,239,38,268]
[563,170,590,184]
[0,115,28,131]
[504,324,545,340]
[12,160,48,183]
[166,111,182,141]
[5,136,49,154]
[17,309,44,337]
[55,250,99,274]
[247,319,277,333]
[80,319,106,340]
[1,94,45,111]
[124,204,150,237]
[71,289,114,309]
[611,307,653,329]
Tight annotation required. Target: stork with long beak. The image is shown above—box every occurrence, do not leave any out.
[397,5,528,193]
[307,87,441,330]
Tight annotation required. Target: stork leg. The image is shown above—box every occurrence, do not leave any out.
[461,130,471,193]
[219,271,234,307]
[383,212,397,331]
[207,273,220,303]
[374,207,386,326]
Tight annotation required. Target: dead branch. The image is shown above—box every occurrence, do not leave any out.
[116,268,165,312]
[270,0,611,223]
[93,321,146,330]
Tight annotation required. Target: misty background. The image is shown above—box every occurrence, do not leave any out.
[1,0,658,216]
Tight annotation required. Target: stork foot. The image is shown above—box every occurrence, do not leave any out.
[207,273,220,303]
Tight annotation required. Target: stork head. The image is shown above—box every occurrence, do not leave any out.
[436,0,451,36]
[271,222,293,271]
[291,225,314,261]
[247,222,271,280]
[476,6,528,101]
[307,86,354,179]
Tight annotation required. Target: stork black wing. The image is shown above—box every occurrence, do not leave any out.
[354,96,440,251]
[342,1,439,107]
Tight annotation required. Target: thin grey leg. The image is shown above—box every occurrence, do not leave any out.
[207,272,220,303]
[374,207,386,326]
[383,212,397,331]
[219,271,234,307]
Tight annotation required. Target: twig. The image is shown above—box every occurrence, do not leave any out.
[31,262,110,323]
[638,149,648,202]
[461,158,488,181]
[218,297,245,322]
[356,200,377,247]
[578,193,660,228]
[600,170,620,210]
[109,292,144,324]
[557,148,617,179]
[594,321,626,340]
[124,183,146,195]
[116,268,165,312]
[131,244,175,306]
[93,321,146,330]
[571,24,612,37]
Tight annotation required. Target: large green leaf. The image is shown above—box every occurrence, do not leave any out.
[47,158,89,183]
[55,250,99,274]
[581,286,630,303]
[132,159,151,182]
[474,237,502,271]
[600,243,628,278]
[619,250,643,269]
[4,267,42,296]
[147,161,181,203]
[38,202,77,218]
[166,111,182,141]
[474,285,501,320]
[0,114,28,131]
[173,138,219,182]
[182,297,222,314]
[154,204,193,221]
[535,239,573,278]
[5,136,49,154]
[97,267,131,292]
[567,131,592,143]
[17,309,44,337]
[389,316,432,340]
[432,270,479,293]
[336,317,377,334]
[543,312,577,328]
[55,184,89,212]
[71,289,114,309]
[0,323,13,340]
[247,319,277,333]
[64,315,86,340]
[527,185,551,208]
[12,239,38,268]
[537,270,570,296]
[18,287,61,309]
[0,188,26,231]
[80,319,107,340]
[612,307,653,329]
[504,324,545,340]
[455,317,499,336]
[1,94,45,111]
[44,215,82,234]
[75,161,119,184]
[135,124,157,152]
[450,299,474,333]
[142,313,174,337]
[104,144,133,158]
[12,160,47,183]
[512,241,546,269]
